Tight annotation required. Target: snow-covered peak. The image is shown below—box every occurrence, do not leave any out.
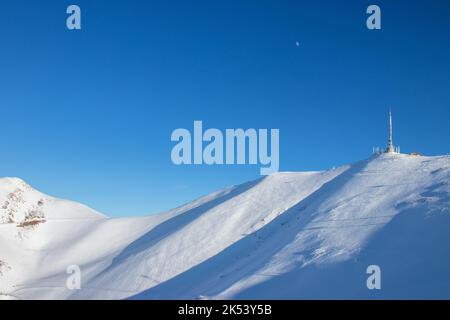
[0,177,105,226]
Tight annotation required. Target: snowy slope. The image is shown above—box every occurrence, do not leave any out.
[0,153,449,299]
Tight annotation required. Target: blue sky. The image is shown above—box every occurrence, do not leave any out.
[0,0,449,217]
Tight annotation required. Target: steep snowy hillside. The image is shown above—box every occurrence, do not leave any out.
[0,153,449,299]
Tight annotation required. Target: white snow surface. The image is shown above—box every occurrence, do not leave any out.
[0,153,449,299]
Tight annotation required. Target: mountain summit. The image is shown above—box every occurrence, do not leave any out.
[1,153,449,299]
[0,177,105,225]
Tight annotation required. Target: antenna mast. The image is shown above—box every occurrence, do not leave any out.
[386,110,395,153]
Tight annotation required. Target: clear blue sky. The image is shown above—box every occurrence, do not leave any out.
[0,0,449,217]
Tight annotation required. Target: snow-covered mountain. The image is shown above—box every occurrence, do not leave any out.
[0,153,449,300]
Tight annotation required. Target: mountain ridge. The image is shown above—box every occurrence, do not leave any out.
[1,153,449,299]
